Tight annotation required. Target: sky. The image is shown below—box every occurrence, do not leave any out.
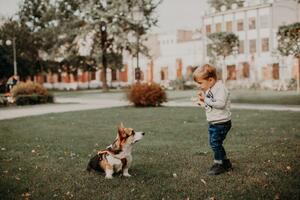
[0,0,208,32]
[154,0,207,32]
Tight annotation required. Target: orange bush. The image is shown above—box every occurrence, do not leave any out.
[10,82,54,105]
[11,82,49,98]
[126,83,167,107]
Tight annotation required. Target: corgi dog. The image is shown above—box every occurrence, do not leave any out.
[87,123,145,179]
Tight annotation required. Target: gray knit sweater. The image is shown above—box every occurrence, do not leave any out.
[203,80,231,124]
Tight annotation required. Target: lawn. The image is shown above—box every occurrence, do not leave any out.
[52,88,300,105]
[167,89,300,105]
[0,107,299,200]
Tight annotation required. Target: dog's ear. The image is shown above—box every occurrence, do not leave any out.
[118,123,126,138]
[119,122,124,129]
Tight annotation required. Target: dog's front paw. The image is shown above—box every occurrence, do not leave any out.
[123,173,132,177]
[105,175,113,179]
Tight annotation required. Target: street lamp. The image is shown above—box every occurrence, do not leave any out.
[0,37,17,76]
[132,6,144,82]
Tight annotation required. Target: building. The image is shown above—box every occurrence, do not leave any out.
[124,30,203,88]
[202,0,300,89]
[41,29,203,90]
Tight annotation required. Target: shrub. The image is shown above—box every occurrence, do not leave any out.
[126,83,167,107]
[11,82,49,97]
[15,95,54,105]
[10,82,54,105]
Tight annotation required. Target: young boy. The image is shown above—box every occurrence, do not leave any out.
[193,64,232,175]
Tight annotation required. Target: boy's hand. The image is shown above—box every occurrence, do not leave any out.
[198,91,205,102]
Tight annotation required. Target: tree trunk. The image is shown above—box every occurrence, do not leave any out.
[101,23,109,92]
[102,55,109,92]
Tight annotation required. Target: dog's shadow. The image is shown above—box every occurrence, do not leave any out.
[84,164,155,180]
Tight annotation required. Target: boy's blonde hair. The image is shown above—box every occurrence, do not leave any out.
[193,64,217,82]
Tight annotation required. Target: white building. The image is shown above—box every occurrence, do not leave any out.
[42,29,204,90]
[202,0,300,89]
[124,30,204,87]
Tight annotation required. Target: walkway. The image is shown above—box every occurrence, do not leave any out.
[1,96,300,120]
[0,98,128,120]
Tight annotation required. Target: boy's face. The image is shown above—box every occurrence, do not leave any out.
[195,77,216,91]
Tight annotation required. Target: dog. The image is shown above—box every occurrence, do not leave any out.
[87,123,145,179]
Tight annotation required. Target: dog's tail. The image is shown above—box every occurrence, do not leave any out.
[86,154,104,172]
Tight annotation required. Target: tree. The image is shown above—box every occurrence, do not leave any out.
[18,0,103,77]
[18,0,161,91]
[207,32,239,82]
[79,0,161,91]
[18,0,61,73]
[208,0,244,11]
[18,0,121,84]
[277,22,300,92]
[0,19,39,81]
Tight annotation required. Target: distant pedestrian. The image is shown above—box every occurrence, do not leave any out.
[6,75,18,92]
[193,64,232,175]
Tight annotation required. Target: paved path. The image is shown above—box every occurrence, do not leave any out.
[0,98,128,120]
[1,97,300,120]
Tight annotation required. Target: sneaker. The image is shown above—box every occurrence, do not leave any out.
[222,159,233,171]
[207,163,226,175]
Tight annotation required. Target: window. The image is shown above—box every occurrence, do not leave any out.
[249,17,256,30]
[58,73,62,82]
[111,69,117,81]
[73,73,78,82]
[227,65,236,80]
[216,23,222,32]
[176,59,182,78]
[160,67,168,80]
[272,63,279,80]
[260,15,269,28]
[237,20,244,31]
[226,21,232,32]
[206,25,211,34]
[249,39,256,53]
[239,40,244,54]
[242,62,250,78]
[262,38,269,52]
[91,71,96,80]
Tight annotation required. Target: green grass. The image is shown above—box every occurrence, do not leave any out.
[167,89,300,105]
[229,89,300,105]
[0,107,300,199]
[52,88,300,105]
